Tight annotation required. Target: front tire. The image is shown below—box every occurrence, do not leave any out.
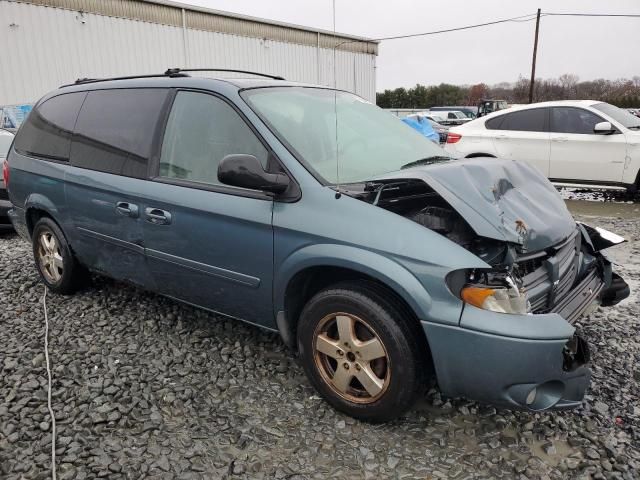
[32,217,88,294]
[297,282,426,422]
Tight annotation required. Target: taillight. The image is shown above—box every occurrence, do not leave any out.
[446,132,462,144]
[2,160,8,187]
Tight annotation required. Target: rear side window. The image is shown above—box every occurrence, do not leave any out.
[71,89,168,178]
[550,107,604,134]
[489,109,546,132]
[159,91,268,186]
[14,92,86,160]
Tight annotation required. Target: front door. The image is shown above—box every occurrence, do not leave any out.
[548,107,627,184]
[141,90,275,326]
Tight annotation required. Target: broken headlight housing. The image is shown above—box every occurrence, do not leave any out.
[449,270,531,315]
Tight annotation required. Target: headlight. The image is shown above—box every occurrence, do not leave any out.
[461,284,529,315]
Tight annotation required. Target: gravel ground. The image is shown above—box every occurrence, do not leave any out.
[1,210,639,480]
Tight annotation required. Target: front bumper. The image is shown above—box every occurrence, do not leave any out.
[425,225,629,411]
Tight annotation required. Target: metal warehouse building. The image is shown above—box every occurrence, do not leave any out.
[0,0,378,105]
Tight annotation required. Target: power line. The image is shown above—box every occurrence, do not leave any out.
[356,13,539,43]
[544,13,640,17]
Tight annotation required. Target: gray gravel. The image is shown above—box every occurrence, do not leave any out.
[1,211,639,480]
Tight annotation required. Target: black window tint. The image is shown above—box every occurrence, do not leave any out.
[71,89,168,178]
[14,92,86,160]
[485,115,505,130]
[159,91,268,186]
[498,109,546,132]
[551,107,604,134]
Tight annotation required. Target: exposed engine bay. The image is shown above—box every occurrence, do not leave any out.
[344,177,628,318]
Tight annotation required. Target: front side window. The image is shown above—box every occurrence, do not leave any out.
[550,107,604,135]
[159,91,269,186]
[491,108,546,132]
[71,88,168,178]
[14,92,86,160]
[242,87,448,184]
[592,102,640,130]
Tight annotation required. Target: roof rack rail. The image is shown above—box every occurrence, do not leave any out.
[165,68,285,80]
[59,71,191,88]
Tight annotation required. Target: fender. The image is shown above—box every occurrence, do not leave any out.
[275,243,433,321]
[24,193,62,234]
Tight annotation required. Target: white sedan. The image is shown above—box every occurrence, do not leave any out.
[444,100,640,193]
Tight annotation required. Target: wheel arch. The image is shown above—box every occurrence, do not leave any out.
[274,245,433,351]
[24,193,62,238]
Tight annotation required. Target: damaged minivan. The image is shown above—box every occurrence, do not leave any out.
[5,72,630,421]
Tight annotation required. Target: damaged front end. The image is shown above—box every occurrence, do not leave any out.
[343,157,630,410]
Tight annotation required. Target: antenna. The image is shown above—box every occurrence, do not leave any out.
[332,0,341,199]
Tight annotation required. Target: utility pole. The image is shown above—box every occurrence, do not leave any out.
[528,8,541,103]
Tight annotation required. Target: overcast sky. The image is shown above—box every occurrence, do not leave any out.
[184,0,640,91]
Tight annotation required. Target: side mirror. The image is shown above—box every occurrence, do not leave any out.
[593,121,615,135]
[218,154,290,194]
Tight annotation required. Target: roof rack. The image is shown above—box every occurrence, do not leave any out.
[60,68,284,89]
[164,68,285,80]
[60,72,190,88]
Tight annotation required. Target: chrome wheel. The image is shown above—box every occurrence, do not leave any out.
[313,312,390,404]
[37,230,63,283]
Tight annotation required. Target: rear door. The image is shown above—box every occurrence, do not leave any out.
[141,90,275,325]
[66,88,170,287]
[488,108,551,176]
[548,107,627,183]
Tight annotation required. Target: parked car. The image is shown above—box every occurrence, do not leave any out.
[430,106,476,119]
[402,114,441,144]
[445,100,640,193]
[1,128,15,230]
[428,110,471,126]
[427,118,449,143]
[5,74,629,421]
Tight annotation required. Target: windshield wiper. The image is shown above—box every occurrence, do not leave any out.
[400,156,452,170]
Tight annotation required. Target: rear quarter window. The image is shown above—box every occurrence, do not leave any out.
[14,92,86,160]
[71,88,169,178]
[486,108,546,132]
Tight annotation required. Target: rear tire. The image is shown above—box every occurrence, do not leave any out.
[32,217,88,294]
[297,281,426,422]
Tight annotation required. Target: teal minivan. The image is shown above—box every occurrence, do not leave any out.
[4,70,629,421]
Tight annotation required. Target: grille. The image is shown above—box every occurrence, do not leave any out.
[519,230,581,313]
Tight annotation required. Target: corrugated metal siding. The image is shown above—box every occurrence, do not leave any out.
[8,0,378,54]
[0,1,376,104]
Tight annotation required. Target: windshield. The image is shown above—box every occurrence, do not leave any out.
[0,133,14,159]
[593,102,640,129]
[242,87,449,184]
[453,112,467,119]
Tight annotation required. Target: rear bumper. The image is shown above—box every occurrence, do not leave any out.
[0,199,13,230]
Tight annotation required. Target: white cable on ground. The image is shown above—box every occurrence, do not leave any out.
[42,285,57,480]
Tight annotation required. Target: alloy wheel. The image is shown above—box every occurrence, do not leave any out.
[313,312,390,404]
[37,230,64,283]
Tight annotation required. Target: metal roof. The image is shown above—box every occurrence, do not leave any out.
[11,0,378,54]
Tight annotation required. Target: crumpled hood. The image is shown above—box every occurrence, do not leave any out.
[375,157,576,252]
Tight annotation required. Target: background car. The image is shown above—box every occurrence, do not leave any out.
[427,110,471,126]
[429,106,477,119]
[445,100,640,193]
[1,128,15,231]
[427,118,449,143]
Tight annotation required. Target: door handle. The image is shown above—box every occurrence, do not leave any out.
[115,202,139,218]
[551,137,568,142]
[145,208,172,225]
[495,134,508,139]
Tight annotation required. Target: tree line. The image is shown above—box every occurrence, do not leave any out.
[376,75,640,109]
